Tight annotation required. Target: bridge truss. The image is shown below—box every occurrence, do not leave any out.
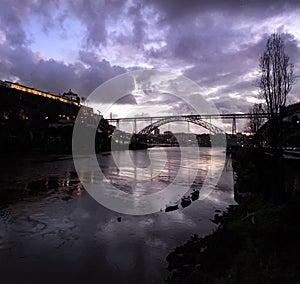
[137,115,225,135]
[107,113,268,135]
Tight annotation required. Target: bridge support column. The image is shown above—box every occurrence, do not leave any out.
[133,118,137,133]
[232,115,236,135]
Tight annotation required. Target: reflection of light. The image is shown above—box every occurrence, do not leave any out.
[90,172,94,184]
[76,184,82,196]
[205,194,222,204]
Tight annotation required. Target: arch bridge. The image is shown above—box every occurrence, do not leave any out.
[107,113,268,135]
[137,115,224,135]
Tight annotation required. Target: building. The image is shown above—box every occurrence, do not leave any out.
[62,89,80,104]
[283,102,300,124]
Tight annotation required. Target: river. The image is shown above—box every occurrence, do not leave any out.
[0,147,235,284]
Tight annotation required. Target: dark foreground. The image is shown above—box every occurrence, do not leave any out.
[166,149,300,283]
[166,196,300,283]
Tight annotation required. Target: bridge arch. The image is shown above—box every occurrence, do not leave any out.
[137,115,225,135]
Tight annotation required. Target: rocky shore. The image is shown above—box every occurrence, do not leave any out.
[166,148,300,283]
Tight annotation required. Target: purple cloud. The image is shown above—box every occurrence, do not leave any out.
[0,0,300,121]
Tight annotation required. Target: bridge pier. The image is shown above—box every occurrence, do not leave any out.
[134,118,137,133]
[232,115,237,135]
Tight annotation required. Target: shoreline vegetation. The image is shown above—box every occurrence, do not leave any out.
[166,148,300,284]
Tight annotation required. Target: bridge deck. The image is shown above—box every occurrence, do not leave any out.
[106,113,269,122]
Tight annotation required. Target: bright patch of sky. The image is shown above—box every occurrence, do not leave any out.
[27,14,85,63]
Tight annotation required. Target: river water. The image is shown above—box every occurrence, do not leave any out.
[0,147,235,284]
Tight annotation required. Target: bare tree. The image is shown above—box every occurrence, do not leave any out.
[258,33,296,148]
[248,103,264,134]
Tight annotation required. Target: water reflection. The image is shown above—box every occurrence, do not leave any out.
[24,174,82,202]
[98,147,212,196]
[0,148,235,284]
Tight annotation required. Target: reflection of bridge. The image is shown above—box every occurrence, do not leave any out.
[107,113,268,135]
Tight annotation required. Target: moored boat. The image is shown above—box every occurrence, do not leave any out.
[181,196,192,208]
[191,189,200,201]
[165,202,179,212]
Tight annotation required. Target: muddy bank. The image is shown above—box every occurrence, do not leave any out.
[166,148,300,283]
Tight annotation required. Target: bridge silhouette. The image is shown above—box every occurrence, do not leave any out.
[106,113,267,135]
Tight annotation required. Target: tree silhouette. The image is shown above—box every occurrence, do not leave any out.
[248,103,264,134]
[258,33,296,148]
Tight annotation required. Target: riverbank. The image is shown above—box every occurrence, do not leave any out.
[166,148,300,283]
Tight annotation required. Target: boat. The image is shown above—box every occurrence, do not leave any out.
[181,196,192,208]
[165,202,179,212]
[191,189,200,201]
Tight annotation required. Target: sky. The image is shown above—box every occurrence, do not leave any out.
[1,0,300,132]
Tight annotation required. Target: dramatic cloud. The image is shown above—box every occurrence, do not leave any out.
[115,94,137,105]
[0,43,126,96]
[1,0,300,130]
